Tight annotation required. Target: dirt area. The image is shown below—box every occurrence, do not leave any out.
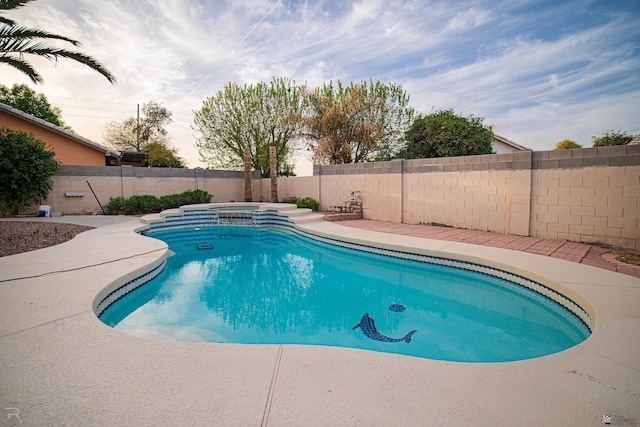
[0,221,94,257]
[614,251,640,266]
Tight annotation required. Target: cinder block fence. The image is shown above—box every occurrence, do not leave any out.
[44,145,640,250]
[45,166,263,214]
[278,145,640,250]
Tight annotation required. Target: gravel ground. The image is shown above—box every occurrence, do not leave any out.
[0,221,94,257]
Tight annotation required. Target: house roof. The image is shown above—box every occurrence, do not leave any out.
[0,102,119,157]
[491,133,531,151]
[120,151,149,163]
[629,134,640,145]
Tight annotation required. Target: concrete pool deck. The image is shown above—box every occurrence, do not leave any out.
[1,214,639,426]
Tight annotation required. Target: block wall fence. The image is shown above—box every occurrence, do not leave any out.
[43,145,640,250]
[43,166,263,215]
[279,145,640,250]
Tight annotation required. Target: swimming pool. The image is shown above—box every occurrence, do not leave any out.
[98,217,591,362]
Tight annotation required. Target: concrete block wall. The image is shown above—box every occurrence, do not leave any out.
[530,165,640,248]
[404,170,517,234]
[49,175,117,214]
[311,160,403,222]
[318,174,366,213]
[257,178,271,201]
[44,166,250,214]
[529,146,640,249]
[278,146,639,250]
[362,173,402,222]
[277,176,319,202]
[39,145,640,250]
[316,174,402,222]
[402,152,533,235]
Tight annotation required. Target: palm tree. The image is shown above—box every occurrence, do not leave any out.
[0,0,115,84]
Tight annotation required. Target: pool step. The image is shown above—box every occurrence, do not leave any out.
[289,213,326,224]
[279,208,325,224]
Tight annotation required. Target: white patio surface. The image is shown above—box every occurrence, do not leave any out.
[0,214,638,426]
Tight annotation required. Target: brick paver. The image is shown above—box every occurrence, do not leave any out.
[337,219,640,278]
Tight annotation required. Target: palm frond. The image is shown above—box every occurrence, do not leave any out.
[2,43,115,83]
[0,24,81,46]
[0,54,41,82]
[0,24,116,83]
[0,0,35,11]
[0,2,116,84]
[36,47,116,83]
[0,33,35,52]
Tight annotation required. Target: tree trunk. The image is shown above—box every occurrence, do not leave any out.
[270,146,278,202]
[244,147,252,202]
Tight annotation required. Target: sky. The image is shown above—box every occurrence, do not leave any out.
[1,0,639,175]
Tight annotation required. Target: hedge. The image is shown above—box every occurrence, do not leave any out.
[106,189,212,215]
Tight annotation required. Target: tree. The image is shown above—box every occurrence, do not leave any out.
[102,119,137,151]
[141,141,185,168]
[194,77,305,177]
[0,0,115,84]
[401,109,493,159]
[592,130,633,147]
[305,79,414,164]
[0,83,68,128]
[103,101,183,167]
[0,126,59,215]
[554,139,582,150]
[103,101,173,152]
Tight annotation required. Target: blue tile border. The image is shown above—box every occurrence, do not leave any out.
[95,259,166,317]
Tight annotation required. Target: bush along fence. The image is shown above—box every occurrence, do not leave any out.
[105,190,213,215]
[280,196,320,212]
[41,165,259,216]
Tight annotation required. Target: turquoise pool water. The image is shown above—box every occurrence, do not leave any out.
[99,226,591,362]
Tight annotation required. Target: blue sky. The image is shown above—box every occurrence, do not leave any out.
[2,0,639,174]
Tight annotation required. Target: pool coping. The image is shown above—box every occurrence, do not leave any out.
[1,207,639,426]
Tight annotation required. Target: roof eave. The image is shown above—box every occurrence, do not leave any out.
[0,102,119,156]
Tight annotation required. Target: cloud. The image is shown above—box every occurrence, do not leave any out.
[445,7,493,31]
[1,0,638,173]
[404,14,640,119]
[493,90,640,149]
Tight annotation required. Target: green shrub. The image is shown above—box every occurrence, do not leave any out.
[105,190,212,215]
[177,189,212,205]
[158,194,181,211]
[296,197,319,212]
[158,189,212,210]
[402,109,494,159]
[592,130,633,147]
[125,195,160,215]
[0,127,60,215]
[280,197,298,204]
[105,197,126,215]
